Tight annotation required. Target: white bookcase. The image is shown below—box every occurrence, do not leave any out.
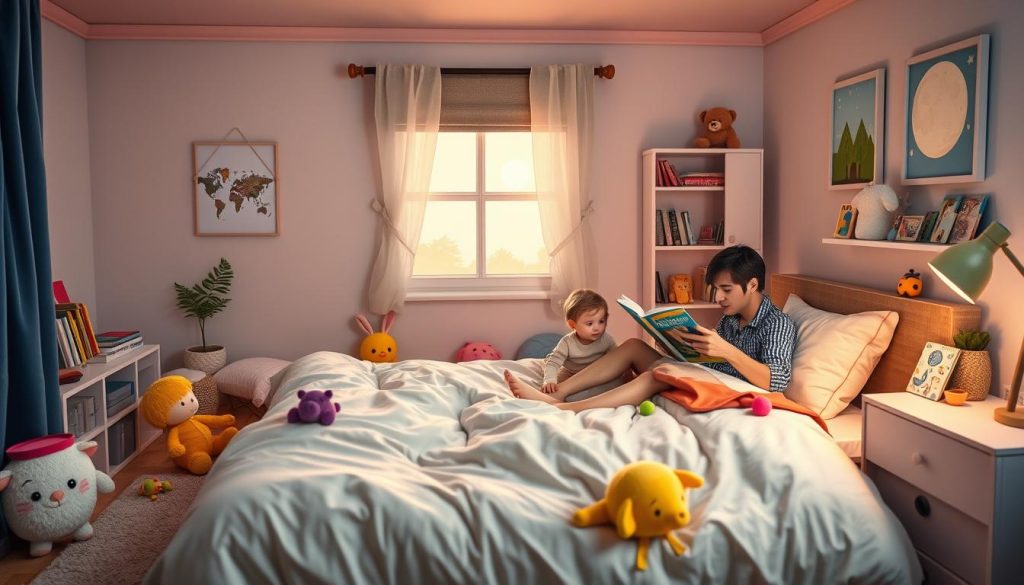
[59,344,162,476]
[641,148,764,321]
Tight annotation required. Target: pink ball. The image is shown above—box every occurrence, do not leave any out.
[751,395,772,416]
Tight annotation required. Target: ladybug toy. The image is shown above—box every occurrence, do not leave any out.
[897,269,923,297]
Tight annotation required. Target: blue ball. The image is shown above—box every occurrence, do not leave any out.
[516,333,563,360]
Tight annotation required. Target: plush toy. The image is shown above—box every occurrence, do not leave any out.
[851,184,900,240]
[751,395,772,416]
[0,434,115,557]
[138,477,174,501]
[287,390,340,425]
[355,311,398,363]
[666,274,692,304]
[897,269,923,297]
[455,342,502,362]
[573,461,704,571]
[693,107,741,149]
[139,375,238,475]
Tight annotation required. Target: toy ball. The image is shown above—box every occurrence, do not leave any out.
[139,477,174,501]
[288,390,340,425]
[515,333,563,360]
[897,268,923,298]
[638,400,656,416]
[355,311,397,363]
[751,395,772,416]
[456,342,502,362]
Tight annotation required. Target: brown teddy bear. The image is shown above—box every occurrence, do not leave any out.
[694,107,741,148]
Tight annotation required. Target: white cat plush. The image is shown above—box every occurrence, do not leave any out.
[0,434,115,556]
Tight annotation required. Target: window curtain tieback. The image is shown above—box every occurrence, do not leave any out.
[370,199,416,256]
[548,200,595,257]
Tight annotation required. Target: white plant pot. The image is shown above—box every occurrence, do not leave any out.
[183,345,227,374]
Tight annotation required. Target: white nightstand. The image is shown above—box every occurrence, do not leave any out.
[862,393,1024,585]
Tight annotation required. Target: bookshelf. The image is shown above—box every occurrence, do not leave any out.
[641,148,764,335]
[59,345,162,476]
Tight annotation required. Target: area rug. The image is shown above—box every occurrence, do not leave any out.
[31,474,204,585]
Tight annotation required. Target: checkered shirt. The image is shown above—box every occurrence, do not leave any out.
[704,295,796,392]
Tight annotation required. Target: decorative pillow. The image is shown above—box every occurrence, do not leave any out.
[783,294,899,419]
[213,357,292,407]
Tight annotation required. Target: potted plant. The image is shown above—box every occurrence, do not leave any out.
[950,329,992,401]
[174,258,234,373]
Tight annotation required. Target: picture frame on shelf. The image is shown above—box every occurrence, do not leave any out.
[903,34,990,185]
[895,215,925,242]
[193,141,279,236]
[833,204,858,239]
[947,194,990,244]
[929,194,964,244]
[830,68,885,190]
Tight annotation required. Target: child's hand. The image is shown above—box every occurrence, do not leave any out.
[541,382,559,394]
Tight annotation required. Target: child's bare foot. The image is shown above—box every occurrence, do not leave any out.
[503,370,559,405]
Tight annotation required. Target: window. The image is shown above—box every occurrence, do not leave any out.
[410,131,550,299]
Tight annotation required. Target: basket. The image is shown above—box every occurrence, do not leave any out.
[192,375,220,415]
[949,350,992,401]
[183,346,227,374]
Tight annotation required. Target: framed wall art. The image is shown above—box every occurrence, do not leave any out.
[193,141,279,236]
[903,34,989,185]
[830,68,885,190]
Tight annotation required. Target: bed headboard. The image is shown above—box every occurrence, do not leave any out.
[769,274,981,394]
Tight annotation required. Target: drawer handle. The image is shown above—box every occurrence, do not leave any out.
[914,495,931,518]
[910,452,925,465]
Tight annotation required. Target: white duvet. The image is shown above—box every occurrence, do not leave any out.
[146,352,920,584]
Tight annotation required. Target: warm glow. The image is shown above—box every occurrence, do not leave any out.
[486,133,536,192]
[928,262,977,304]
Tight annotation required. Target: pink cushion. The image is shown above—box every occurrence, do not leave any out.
[213,357,291,407]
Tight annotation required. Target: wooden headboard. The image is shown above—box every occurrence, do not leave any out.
[769,274,981,394]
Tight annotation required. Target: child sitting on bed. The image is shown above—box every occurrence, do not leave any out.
[540,289,617,394]
[505,245,796,411]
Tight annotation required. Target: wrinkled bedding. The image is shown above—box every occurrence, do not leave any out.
[146,351,920,584]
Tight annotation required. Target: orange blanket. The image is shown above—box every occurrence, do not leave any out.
[652,364,829,434]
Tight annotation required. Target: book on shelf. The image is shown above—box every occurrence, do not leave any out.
[655,271,666,303]
[655,210,667,246]
[659,209,673,246]
[929,195,963,244]
[667,208,683,246]
[88,338,144,364]
[96,335,144,354]
[56,303,99,358]
[681,172,725,187]
[918,211,939,242]
[96,330,141,347]
[948,194,989,244]
[681,211,696,245]
[617,295,724,363]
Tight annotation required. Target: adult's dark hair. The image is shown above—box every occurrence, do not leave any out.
[705,245,765,292]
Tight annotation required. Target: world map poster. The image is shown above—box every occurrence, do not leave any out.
[194,142,278,236]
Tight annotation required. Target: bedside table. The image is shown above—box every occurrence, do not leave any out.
[862,393,1024,585]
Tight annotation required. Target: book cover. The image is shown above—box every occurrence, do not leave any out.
[665,162,681,186]
[655,210,666,246]
[77,304,100,355]
[57,305,93,360]
[96,336,145,354]
[682,211,696,245]
[918,211,939,242]
[667,209,683,246]
[948,194,989,244]
[655,271,666,304]
[659,210,672,247]
[61,311,88,364]
[929,195,963,244]
[617,295,724,363]
[88,339,144,364]
[58,315,81,366]
[52,280,71,304]
[906,342,962,401]
[96,330,141,346]
[656,159,667,186]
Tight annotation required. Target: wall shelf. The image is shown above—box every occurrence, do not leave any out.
[655,245,726,251]
[656,186,725,192]
[821,238,953,252]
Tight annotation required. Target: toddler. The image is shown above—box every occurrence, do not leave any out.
[542,289,617,393]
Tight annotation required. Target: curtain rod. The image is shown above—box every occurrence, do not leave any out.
[346,64,615,79]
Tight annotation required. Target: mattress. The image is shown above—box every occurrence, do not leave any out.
[830,404,864,460]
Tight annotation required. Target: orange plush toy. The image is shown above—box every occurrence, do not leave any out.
[693,107,741,148]
[139,375,238,475]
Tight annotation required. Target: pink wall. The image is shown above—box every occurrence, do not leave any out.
[765,0,1024,400]
[65,40,763,370]
[42,20,97,316]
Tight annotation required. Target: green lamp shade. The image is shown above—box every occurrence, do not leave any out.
[928,222,1011,304]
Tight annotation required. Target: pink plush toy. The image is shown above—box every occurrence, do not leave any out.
[751,395,772,416]
[456,342,501,362]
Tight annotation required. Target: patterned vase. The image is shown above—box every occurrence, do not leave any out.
[183,345,227,374]
[949,350,992,401]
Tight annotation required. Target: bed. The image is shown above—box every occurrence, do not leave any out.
[145,275,977,584]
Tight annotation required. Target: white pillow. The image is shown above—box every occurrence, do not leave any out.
[213,357,292,407]
[783,294,899,419]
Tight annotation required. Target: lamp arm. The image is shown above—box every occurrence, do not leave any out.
[1001,245,1024,413]
[1001,244,1024,278]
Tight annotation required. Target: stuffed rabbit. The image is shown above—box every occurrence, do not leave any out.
[355,311,397,363]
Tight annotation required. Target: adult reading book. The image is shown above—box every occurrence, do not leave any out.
[616,295,723,363]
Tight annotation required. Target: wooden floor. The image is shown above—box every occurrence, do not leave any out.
[0,405,261,585]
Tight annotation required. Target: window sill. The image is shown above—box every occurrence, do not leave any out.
[406,290,553,302]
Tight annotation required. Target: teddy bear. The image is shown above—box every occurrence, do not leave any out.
[851,184,900,240]
[139,375,238,475]
[693,107,741,148]
[287,390,340,425]
[666,274,692,304]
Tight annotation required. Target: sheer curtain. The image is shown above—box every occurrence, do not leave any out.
[530,65,596,312]
[367,65,441,315]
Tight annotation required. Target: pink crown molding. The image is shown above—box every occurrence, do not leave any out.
[762,0,859,45]
[40,0,89,38]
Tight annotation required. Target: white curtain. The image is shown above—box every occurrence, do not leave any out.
[367,64,442,315]
[530,65,596,312]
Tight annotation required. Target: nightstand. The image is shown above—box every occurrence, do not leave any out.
[862,393,1024,585]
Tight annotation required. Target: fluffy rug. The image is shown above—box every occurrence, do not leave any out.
[31,473,204,585]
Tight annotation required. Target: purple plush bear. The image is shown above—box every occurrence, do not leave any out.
[287,390,340,425]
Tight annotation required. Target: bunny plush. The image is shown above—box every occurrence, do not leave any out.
[355,311,398,363]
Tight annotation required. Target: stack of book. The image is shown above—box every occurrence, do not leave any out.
[655,208,700,246]
[66,395,97,437]
[93,330,144,363]
[55,302,100,368]
[681,172,725,187]
[105,379,135,416]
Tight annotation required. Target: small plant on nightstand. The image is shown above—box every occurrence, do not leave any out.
[174,258,233,374]
[950,329,992,401]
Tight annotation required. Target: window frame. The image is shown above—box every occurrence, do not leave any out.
[407,131,552,301]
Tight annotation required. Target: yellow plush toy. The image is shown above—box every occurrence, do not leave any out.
[573,461,704,571]
[139,375,238,475]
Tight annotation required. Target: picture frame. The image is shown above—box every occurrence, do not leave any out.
[193,141,279,236]
[906,342,962,401]
[903,34,990,185]
[948,194,990,244]
[895,215,925,242]
[833,204,858,239]
[830,68,885,190]
[929,194,964,244]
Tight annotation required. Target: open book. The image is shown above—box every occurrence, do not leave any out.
[617,295,724,363]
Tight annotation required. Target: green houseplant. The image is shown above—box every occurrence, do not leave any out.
[950,329,992,401]
[174,258,234,373]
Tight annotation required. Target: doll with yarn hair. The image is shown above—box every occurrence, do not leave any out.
[139,375,238,475]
